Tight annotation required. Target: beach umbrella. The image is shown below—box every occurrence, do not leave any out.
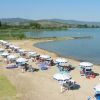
[28,51,38,57]
[80,62,93,68]
[53,73,71,81]
[5,43,11,46]
[59,62,69,66]
[55,58,68,63]
[2,41,8,45]
[0,40,3,43]
[7,55,17,60]
[0,40,6,43]
[31,53,40,57]
[93,84,100,94]
[13,46,20,49]
[0,48,4,52]
[1,52,9,56]
[40,55,51,59]
[28,51,37,55]
[18,49,26,53]
[46,58,53,61]
[9,45,15,48]
[16,57,27,63]
[5,43,11,48]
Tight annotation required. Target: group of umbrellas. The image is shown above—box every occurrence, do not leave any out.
[1,40,99,95]
[0,40,55,65]
[0,40,34,64]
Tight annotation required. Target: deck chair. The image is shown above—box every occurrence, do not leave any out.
[38,62,48,70]
[63,80,76,90]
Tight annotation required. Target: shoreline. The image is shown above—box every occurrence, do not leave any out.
[9,39,80,67]
[10,38,100,67]
[33,39,100,66]
[3,39,100,100]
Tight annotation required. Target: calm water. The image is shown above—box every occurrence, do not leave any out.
[26,28,100,64]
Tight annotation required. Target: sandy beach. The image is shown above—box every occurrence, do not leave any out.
[0,39,100,100]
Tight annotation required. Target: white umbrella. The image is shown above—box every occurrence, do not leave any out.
[80,62,93,68]
[0,48,4,52]
[2,41,8,44]
[46,58,53,61]
[0,40,3,43]
[16,58,27,63]
[28,51,37,55]
[93,84,100,94]
[28,52,38,58]
[5,43,11,46]
[40,55,51,59]
[32,53,40,57]
[13,46,20,49]
[55,58,68,63]
[9,45,15,48]
[7,55,17,60]
[59,62,69,66]
[18,49,26,53]
[53,73,71,81]
[1,52,9,56]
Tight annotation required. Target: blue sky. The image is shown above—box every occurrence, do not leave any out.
[0,0,100,21]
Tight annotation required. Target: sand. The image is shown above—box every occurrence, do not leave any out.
[1,39,100,100]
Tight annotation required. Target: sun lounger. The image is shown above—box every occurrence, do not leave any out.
[27,65,39,72]
[63,80,76,90]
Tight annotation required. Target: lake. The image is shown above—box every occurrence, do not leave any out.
[26,28,100,64]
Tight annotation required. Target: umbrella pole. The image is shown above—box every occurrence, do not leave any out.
[61,85,63,93]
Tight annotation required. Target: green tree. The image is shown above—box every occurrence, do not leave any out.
[91,25,95,28]
[77,24,88,28]
[29,22,41,29]
[18,33,26,39]
[0,21,2,27]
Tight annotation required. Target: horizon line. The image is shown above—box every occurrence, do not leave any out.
[0,17,100,22]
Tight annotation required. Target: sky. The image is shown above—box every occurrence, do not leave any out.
[0,0,100,21]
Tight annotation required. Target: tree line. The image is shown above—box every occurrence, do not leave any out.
[0,21,100,30]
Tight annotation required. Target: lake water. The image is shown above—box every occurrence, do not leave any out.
[26,28,100,64]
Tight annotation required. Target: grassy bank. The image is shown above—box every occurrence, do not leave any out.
[0,32,26,40]
[0,73,17,100]
[0,32,92,41]
[0,28,68,33]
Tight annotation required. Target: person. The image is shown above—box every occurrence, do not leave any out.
[24,63,28,71]
[51,60,54,66]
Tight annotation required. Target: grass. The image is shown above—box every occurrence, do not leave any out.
[0,32,26,40]
[0,75,17,99]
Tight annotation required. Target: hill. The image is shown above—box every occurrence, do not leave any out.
[0,18,100,28]
[48,19,100,26]
[0,18,32,25]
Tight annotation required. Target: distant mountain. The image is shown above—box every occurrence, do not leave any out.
[0,18,33,25]
[48,19,100,26]
[36,20,68,28]
[0,18,100,27]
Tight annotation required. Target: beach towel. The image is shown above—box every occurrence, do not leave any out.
[6,65,18,69]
